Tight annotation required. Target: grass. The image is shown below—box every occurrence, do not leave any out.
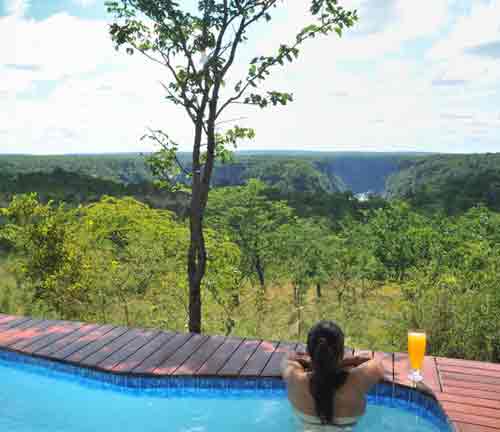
[0,255,406,353]
[0,258,18,313]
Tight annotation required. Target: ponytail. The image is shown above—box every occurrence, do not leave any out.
[307,322,348,424]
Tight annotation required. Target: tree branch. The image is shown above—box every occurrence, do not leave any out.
[145,128,191,176]
[216,18,337,118]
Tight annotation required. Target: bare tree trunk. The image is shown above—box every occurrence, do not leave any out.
[188,195,206,333]
[316,282,322,298]
[255,255,265,291]
[186,69,221,334]
[188,121,206,334]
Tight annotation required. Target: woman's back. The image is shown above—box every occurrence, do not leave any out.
[283,356,384,424]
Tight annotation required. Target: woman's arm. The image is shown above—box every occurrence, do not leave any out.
[340,355,372,369]
[289,352,371,371]
[281,352,310,381]
[351,357,389,394]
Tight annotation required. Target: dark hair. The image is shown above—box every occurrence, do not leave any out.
[307,320,348,424]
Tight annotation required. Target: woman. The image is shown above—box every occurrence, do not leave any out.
[281,321,386,430]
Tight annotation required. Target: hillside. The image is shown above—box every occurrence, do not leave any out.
[0,152,425,194]
[386,153,500,214]
[0,169,190,216]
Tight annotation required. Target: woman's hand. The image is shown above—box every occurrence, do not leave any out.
[288,352,312,370]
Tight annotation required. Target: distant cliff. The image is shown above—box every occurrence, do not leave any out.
[209,153,418,194]
[0,169,190,216]
[385,153,500,214]
[0,151,428,195]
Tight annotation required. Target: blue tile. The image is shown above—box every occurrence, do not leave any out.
[395,384,410,401]
[0,348,451,430]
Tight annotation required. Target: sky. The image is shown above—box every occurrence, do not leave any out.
[1,0,500,155]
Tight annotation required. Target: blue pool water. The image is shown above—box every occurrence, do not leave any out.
[0,351,451,432]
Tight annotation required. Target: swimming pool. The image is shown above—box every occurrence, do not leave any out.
[0,349,452,432]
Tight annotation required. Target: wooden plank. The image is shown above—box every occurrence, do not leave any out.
[259,341,295,377]
[437,392,500,411]
[0,315,27,327]
[439,365,500,379]
[374,351,396,382]
[7,320,63,350]
[97,329,160,371]
[444,386,500,402]
[0,319,50,346]
[390,353,441,391]
[437,357,500,373]
[0,317,35,333]
[11,321,81,353]
[441,402,500,420]
[393,352,412,386]
[80,329,146,367]
[422,356,442,392]
[355,349,372,358]
[443,379,500,393]
[173,335,226,376]
[112,331,176,373]
[66,327,130,364]
[74,328,137,366]
[50,325,117,361]
[153,334,208,375]
[132,332,193,374]
[217,339,261,376]
[455,422,499,432]
[445,411,500,429]
[295,343,307,354]
[195,337,243,376]
[442,372,500,386]
[34,324,100,357]
[241,340,279,377]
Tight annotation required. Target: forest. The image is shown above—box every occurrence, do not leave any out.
[0,151,420,194]
[1,152,500,363]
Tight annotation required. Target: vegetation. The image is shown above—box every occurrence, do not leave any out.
[3,152,500,361]
[1,182,499,362]
[0,151,422,194]
[387,153,500,215]
[0,169,190,216]
[245,159,344,194]
[105,0,358,332]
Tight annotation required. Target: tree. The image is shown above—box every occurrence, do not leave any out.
[246,159,339,195]
[106,0,358,332]
[0,194,89,319]
[78,197,187,325]
[207,179,292,293]
[276,218,334,337]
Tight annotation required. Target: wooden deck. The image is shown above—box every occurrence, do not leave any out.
[0,314,499,431]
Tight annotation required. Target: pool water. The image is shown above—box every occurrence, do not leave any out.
[0,356,450,432]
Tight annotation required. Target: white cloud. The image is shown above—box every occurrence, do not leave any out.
[429,0,500,60]
[1,1,500,155]
[6,0,29,17]
[252,0,449,62]
[73,0,97,7]
[0,13,116,83]
[0,64,193,154]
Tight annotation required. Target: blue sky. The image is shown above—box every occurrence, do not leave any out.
[1,0,500,154]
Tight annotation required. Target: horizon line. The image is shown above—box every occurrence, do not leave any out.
[0,149,476,157]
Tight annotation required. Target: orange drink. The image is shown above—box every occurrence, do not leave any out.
[408,331,426,382]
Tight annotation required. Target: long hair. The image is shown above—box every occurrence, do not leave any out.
[307,321,348,424]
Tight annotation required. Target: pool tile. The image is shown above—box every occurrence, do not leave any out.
[0,348,451,430]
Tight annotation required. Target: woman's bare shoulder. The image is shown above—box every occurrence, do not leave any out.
[347,359,385,393]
